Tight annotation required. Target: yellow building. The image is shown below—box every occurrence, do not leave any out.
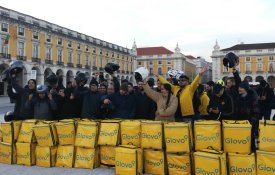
[0,6,135,95]
[211,41,275,87]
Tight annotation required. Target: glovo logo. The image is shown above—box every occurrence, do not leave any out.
[17,152,30,159]
[230,164,255,173]
[37,153,50,161]
[76,153,95,161]
[166,135,189,144]
[0,152,11,159]
[225,136,250,144]
[58,131,74,139]
[196,133,220,142]
[145,158,164,167]
[116,160,136,168]
[262,137,275,143]
[20,130,33,136]
[57,153,73,160]
[195,168,219,175]
[36,133,51,141]
[142,132,161,140]
[76,132,97,140]
[168,162,190,170]
[122,133,140,140]
[100,129,118,137]
[258,164,275,172]
[101,154,115,161]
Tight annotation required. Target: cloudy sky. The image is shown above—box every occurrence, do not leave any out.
[2,0,275,61]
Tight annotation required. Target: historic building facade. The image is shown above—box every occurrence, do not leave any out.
[211,41,275,87]
[0,6,135,95]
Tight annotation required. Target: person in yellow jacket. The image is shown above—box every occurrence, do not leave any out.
[156,65,208,121]
[197,84,210,119]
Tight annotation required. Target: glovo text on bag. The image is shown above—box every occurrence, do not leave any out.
[16,142,36,166]
[75,121,98,148]
[35,146,57,167]
[141,121,163,150]
[228,153,256,175]
[259,120,275,152]
[143,149,165,175]
[167,153,191,175]
[98,122,119,146]
[33,121,57,146]
[74,147,98,169]
[18,120,37,143]
[55,145,75,168]
[222,120,251,153]
[100,146,116,167]
[164,122,191,153]
[257,150,275,175]
[0,142,16,164]
[1,121,22,143]
[120,121,141,147]
[55,122,75,145]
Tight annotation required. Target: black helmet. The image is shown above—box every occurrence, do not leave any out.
[75,73,87,85]
[4,111,15,121]
[46,73,58,87]
[223,52,239,68]
[9,60,24,75]
[104,63,120,74]
[36,84,48,94]
[1,68,11,82]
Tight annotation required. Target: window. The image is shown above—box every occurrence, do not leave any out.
[18,27,24,36]
[158,61,162,65]
[112,52,114,57]
[57,49,62,62]
[149,61,153,65]
[85,54,89,65]
[100,48,102,55]
[117,54,119,58]
[85,45,89,52]
[268,49,274,52]
[100,56,103,67]
[149,68,153,75]
[77,53,81,64]
[158,67,162,75]
[245,57,251,62]
[46,47,51,60]
[93,55,96,67]
[122,61,124,71]
[57,38,62,45]
[68,51,72,63]
[257,63,263,71]
[167,61,171,65]
[245,50,251,53]
[68,40,72,48]
[33,31,39,39]
[46,34,51,43]
[106,51,109,56]
[269,56,274,61]
[77,43,81,50]
[245,63,251,72]
[257,57,263,61]
[32,44,39,58]
[138,61,141,66]
[18,42,24,56]
[126,62,129,71]
[93,47,96,53]
[257,49,262,53]
[1,23,8,32]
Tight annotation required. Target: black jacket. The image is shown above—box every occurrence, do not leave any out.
[81,91,102,119]
[134,90,156,120]
[58,87,79,119]
[256,85,274,111]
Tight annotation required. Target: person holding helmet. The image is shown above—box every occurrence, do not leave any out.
[156,65,208,122]
[25,85,57,120]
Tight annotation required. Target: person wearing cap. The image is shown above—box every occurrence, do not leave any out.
[156,65,208,122]
[207,83,235,120]
[256,80,274,120]
[25,85,57,120]
[103,82,136,119]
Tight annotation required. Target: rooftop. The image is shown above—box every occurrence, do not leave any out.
[137,47,174,56]
[221,42,275,51]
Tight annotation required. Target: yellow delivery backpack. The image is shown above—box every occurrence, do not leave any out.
[167,152,191,175]
[33,121,57,146]
[0,125,2,142]
[55,121,75,145]
[258,120,275,152]
[98,121,120,146]
[120,120,141,147]
[115,145,142,175]
[17,120,37,143]
[16,142,36,166]
[257,150,275,175]
[194,120,221,151]
[193,149,227,175]
[35,146,57,167]
[164,122,191,153]
[100,146,116,167]
[143,149,166,175]
[0,142,16,164]
[1,121,22,143]
[141,121,163,149]
[74,147,99,169]
[222,120,251,153]
[55,145,75,168]
[75,121,99,148]
[228,153,256,175]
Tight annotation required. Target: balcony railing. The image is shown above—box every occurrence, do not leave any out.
[56,61,64,66]
[126,71,129,74]
[99,67,104,71]
[32,57,41,63]
[245,71,252,74]
[92,66,97,70]
[45,59,53,64]
[67,63,74,67]
[85,65,91,69]
[0,53,11,59]
[16,55,26,61]
[256,70,264,74]
[122,70,125,73]
[76,64,82,68]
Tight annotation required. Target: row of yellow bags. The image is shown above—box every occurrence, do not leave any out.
[1,119,275,153]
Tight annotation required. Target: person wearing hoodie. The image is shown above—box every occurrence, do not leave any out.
[25,85,57,120]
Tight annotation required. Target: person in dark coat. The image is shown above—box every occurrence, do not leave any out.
[206,81,214,99]
[103,82,136,119]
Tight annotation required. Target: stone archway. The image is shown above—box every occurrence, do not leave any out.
[44,68,53,84]
[267,76,275,88]
[130,76,134,83]
[31,66,42,84]
[244,76,253,82]
[66,70,74,84]
[121,75,125,83]
[255,76,264,82]
[126,76,129,81]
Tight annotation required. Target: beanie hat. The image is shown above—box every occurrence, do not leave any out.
[239,81,250,92]
[89,79,99,86]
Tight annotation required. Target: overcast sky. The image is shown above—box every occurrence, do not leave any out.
[2,0,275,61]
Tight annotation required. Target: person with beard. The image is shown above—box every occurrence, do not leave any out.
[98,83,107,95]
[134,81,156,120]
[10,74,36,120]
[256,80,274,120]
[128,82,135,95]
[157,65,208,122]
[206,81,214,99]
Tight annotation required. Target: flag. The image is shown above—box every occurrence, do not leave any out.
[4,34,10,45]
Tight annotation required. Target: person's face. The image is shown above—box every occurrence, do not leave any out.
[138,82,144,91]
[157,80,161,88]
[215,88,224,97]
[107,85,114,95]
[226,80,233,89]
[128,85,134,93]
[206,85,211,92]
[99,86,107,94]
[67,83,72,88]
[238,87,246,95]
[38,93,46,99]
[160,85,168,96]
[28,80,36,90]
[120,89,128,96]
[178,78,189,87]
[72,80,77,88]
[90,84,98,92]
